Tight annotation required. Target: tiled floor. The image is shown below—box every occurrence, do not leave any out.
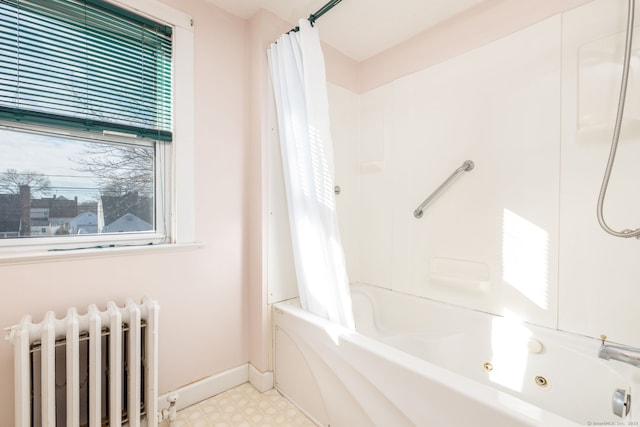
[173,383,317,427]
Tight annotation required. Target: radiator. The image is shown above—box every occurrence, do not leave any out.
[5,297,159,427]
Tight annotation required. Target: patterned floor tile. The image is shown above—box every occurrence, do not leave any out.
[173,383,316,427]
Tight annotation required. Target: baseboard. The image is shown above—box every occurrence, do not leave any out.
[157,363,274,412]
[248,364,274,392]
[157,364,248,412]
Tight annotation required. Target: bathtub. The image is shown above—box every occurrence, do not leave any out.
[273,283,638,426]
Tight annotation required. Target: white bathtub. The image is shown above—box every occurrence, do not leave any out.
[273,283,638,426]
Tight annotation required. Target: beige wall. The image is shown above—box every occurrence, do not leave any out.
[0,0,250,420]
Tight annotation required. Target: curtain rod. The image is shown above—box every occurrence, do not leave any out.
[288,0,343,33]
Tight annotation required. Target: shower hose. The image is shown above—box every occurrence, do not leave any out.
[597,0,640,238]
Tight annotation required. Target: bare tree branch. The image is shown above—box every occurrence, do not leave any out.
[72,144,154,196]
[0,169,51,196]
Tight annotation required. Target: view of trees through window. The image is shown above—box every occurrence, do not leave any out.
[0,128,155,239]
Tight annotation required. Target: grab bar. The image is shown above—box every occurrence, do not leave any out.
[413,160,474,219]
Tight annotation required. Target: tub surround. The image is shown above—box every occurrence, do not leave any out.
[322,0,640,347]
[268,0,640,352]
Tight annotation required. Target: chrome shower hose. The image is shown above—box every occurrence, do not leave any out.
[597,0,640,238]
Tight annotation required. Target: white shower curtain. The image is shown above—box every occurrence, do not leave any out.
[267,19,355,329]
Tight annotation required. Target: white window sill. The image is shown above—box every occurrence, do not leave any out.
[0,242,204,266]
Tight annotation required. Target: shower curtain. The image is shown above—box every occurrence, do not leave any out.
[267,19,355,329]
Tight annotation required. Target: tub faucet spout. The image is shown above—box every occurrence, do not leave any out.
[598,335,640,368]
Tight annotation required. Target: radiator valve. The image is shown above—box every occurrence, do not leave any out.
[158,393,179,426]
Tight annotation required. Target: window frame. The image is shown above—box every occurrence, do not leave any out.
[0,0,195,257]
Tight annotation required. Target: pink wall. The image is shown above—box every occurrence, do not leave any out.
[246,8,288,374]
[359,0,593,92]
[0,0,250,421]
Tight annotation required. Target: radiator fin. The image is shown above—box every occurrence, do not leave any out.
[127,300,141,427]
[66,307,80,427]
[42,312,56,427]
[88,305,101,427]
[107,301,123,427]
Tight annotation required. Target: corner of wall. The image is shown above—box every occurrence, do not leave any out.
[249,363,274,392]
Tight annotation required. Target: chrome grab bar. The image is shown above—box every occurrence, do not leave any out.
[413,160,474,219]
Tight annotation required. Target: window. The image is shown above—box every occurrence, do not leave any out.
[0,0,193,252]
[0,127,161,240]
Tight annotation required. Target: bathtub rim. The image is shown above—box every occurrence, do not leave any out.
[272,296,580,427]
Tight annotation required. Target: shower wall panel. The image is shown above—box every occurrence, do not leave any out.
[346,0,640,347]
[559,0,640,347]
[355,16,562,329]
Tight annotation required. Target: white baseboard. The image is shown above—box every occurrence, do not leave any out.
[157,363,274,412]
[248,364,274,392]
[157,364,248,412]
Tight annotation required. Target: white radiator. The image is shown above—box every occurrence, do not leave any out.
[5,297,159,427]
